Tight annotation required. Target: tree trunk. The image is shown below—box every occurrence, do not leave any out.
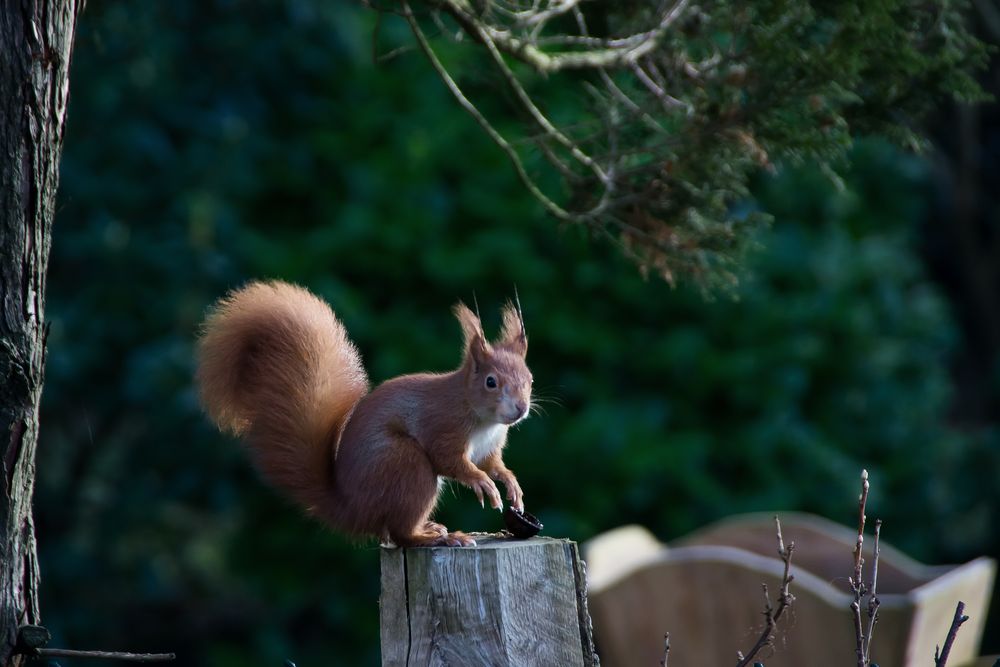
[0,2,84,665]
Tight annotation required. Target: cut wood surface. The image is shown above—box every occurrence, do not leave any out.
[380,536,598,667]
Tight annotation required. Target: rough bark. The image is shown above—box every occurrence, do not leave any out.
[0,2,84,665]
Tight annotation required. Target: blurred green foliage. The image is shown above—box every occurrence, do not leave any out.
[410,0,989,288]
[35,0,998,665]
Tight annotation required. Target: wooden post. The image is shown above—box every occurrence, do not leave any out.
[380,536,599,667]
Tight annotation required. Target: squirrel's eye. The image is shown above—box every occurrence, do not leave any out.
[485,375,498,389]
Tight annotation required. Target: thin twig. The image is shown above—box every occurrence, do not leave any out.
[851,469,870,667]
[599,70,668,132]
[35,648,175,662]
[852,600,865,667]
[401,1,571,221]
[934,601,969,667]
[660,632,670,667]
[470,19,610,183]
[533,135,578,181]
[571,6,668,134]
[630,61,688,112]
[405,0,620,224]
[534,33,636,48]
[863,519,882,665]
[853,470,869,593]
[735,515,795,667]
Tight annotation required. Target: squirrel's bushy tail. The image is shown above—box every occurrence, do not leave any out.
[196,280,368,526]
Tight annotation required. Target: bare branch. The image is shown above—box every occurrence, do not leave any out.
[735,515,795,667]
[864,519,882,665]
[516,0,582,29]
[630,61,690,112]
[401,1,572,221]
[534,33,638,48]
[35,648,175,662]
[570,6,669,134]
[533,135,578,181]
[852,600,866,667]
[467,18,609,183]
[660,632,670,667]
[599,70,668,133]
[15,625,175,663]
[934,601,969,667]
[852,469,870,596]
[848,469,889,667]
[434,0,691,74]
[851,469,871,667]
[401,0,629,227]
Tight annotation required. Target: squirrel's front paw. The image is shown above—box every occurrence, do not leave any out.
[468,475,503,510]
[498,472,524,513]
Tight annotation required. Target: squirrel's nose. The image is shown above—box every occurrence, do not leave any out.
[515,401,528,418]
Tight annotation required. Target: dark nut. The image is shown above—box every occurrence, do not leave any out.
[503,506,543,539]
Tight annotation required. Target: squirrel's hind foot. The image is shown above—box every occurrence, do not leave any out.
[441,531,476,547]
[423,521,448,538]
[391,527,476,548]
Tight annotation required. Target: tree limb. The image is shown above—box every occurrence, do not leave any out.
[432,0,691,74]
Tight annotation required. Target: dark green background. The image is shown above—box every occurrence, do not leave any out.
[34,1,999,665]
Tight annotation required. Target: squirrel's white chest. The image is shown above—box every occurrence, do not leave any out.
[467,424,507,464]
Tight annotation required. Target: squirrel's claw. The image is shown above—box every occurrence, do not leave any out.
[469,476,503,511]
[498,472,524,513]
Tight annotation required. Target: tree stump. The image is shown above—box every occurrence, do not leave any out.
[380,536,598,667]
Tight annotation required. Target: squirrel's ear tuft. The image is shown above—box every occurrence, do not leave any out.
[453,302,483,348]
[499,300,527,357]
[454,302,491,368]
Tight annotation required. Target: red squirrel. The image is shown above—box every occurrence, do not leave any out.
[195,280,531,547]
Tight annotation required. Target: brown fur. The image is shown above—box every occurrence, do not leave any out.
[195,280,531,547]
